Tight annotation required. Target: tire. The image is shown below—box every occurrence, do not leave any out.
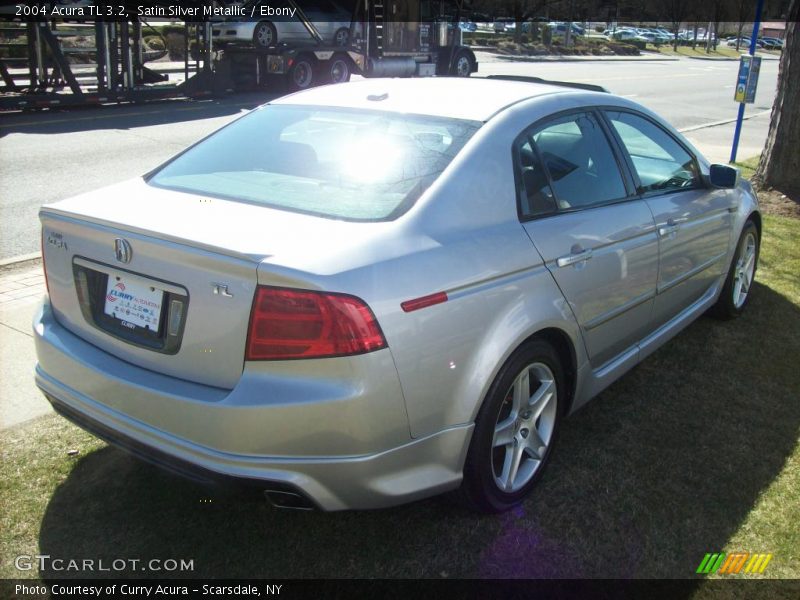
[450,50,473,77]
[252,21,277,48]
[286,55,316,91]
[322,55,351,85]
[709,220,759,320]
[334,27,350,47]
[460,339,564,513]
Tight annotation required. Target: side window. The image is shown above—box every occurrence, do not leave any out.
[606,110,700,194]
[516,138,557,218]
[530,112,627,210]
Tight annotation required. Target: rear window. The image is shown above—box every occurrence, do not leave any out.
[148,105,481,221]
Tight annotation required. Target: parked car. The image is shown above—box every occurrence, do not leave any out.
[728,37,764,48]
[212,0,353,48]
[609,29,638,41]
[759,37,783,49]
[35,78,760,513]
[547,22,585,37]
[493,18,515,33]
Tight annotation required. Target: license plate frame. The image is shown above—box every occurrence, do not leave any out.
[103,271,165,332]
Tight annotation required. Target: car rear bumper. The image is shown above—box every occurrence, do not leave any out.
[34,299,472,510]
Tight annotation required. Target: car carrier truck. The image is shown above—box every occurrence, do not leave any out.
[212,0,479,92]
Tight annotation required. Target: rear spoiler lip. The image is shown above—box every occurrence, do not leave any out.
[486,75,610,94]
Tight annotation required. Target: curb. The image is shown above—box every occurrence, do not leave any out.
[0,252,41,269]
[679,109,772,133]
[686,55,739,61]
[492,54,680,62]
[685,54,780,61]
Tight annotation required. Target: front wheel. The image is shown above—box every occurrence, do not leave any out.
[460,339,564,513]
[709,220,759,319]
[451,50,473,77]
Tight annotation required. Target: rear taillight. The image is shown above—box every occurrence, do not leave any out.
[246,286,387,360]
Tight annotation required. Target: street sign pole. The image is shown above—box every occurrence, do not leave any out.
[730,0,766,163]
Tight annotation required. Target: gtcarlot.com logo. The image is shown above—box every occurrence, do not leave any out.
[15,554,194,573]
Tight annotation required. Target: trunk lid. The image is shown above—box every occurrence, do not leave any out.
[40,178,385,390]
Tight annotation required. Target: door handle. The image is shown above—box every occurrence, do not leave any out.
[658,225,679,237]
[557,248,593,268]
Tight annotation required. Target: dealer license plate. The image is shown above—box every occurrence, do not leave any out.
[103,272,164,331]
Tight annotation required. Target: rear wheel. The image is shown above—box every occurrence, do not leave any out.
[324,55,351,84]
[286,55,316,91]
[709,220,759,319]
[460,339,564,513]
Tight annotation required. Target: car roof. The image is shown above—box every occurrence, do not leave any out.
[270,77,577,122]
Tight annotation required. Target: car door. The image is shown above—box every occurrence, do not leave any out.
[518,110,660,368]
[602,109,734,329]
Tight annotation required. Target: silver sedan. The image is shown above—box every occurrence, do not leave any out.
[35,78,760,512]
[212,0,353,48]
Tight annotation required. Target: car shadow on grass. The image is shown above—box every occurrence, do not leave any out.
[37,281,800,580]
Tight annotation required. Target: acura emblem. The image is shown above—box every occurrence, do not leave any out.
[114,238,132,264]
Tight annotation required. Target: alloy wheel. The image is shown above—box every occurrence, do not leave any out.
[491,362,558,492]
[733,231,757,308]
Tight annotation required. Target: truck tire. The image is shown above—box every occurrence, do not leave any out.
[451,50,473,77]
[321,54,351,84]
[287,55,316,91]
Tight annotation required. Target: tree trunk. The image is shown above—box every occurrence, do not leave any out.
[754,0,799,194]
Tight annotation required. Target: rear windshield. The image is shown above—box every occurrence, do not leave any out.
[148,105,481,221]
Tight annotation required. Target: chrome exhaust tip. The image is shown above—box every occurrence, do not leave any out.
[264,489,315,510]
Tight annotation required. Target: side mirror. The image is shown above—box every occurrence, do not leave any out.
[708,164,739,188]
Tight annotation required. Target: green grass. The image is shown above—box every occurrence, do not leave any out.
[651,44,742,58]
[2,214,799,582]
[733,156,761,180]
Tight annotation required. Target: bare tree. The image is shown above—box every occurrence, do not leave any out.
[754,0,799,194]
[707,0,727,52]
[733,0,754,51]
[662,0,691,50]
[512,0,552,43]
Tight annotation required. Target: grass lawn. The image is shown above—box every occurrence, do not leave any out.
[1,169,799,583]
[733,156,760,180]
[650,44,742,59]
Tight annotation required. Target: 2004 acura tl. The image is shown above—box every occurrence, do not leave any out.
[34,78,760,512]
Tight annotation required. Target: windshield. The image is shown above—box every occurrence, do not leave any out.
[148,105,480,221]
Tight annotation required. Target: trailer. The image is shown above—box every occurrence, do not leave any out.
[215,0,478,92]
[0,18,214,110]
[0,1,478,110]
